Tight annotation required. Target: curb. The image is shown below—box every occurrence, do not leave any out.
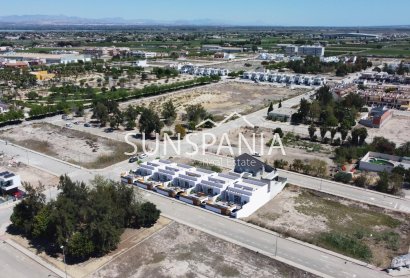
[5,238,68,278]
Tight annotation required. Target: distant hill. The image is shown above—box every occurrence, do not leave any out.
[0,14,229,26]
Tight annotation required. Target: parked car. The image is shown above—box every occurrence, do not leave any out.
[139,153,147,159]
[65,123,72,128]
[253,152,261,157]
[84,123,91,127]
[128,156,139,163]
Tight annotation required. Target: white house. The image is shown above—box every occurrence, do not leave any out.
[120,156,287,218]
[0,171,21,192]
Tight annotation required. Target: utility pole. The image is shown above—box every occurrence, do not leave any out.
[61,245,67,278]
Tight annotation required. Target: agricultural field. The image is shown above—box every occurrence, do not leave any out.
[0,123,132,169]
[362,48,410,58]
[92,221,318,278]
[245,185,410,268]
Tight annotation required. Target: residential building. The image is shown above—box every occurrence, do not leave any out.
[132,50,157,58]
[120,156,287,218]
[0,52,91,64]
[284,44,325,57]
[358,87,410,109]
[359,106,392,128]
[359,152,410,173]
[0,171,21,192]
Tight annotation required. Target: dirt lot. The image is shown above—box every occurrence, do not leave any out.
[0,123,133,169]
[120,81,307,118]
[363,115,410,146]
[245,185,410,268]
[0,151,59,188]
[92,221,317,278]
[9,217,172,278]
[215,59,266,71]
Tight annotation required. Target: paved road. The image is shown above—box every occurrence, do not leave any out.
[0,242,55,278]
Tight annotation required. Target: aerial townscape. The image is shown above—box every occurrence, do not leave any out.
[1,1,410,278]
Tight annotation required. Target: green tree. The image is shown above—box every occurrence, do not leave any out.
[161,100,177,125]
[267,102,273,115]
[67,232,95,259]
[27,91,39,100]
[10,183,45,235]
[186,104,208,124]
[139,108,163,136]
[320,126,328,141]
[308,125,316,141]
[136,202,161,227]
[124,105,137,130]
[330,128,337,143]
[93,103,109,126]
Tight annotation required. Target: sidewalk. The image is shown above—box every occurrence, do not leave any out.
[5,238,68,278]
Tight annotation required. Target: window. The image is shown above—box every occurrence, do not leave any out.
[207,188,213,195]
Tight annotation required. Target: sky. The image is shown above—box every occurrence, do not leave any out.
[0,0,409,26]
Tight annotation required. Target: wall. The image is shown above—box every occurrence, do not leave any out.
[179,196,194,205]
[233,181,286,218]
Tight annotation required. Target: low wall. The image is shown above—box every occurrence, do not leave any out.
[234,182,286,218]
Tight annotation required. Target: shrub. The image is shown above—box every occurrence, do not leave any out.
[334,172,352,183]
[318,232,372,261]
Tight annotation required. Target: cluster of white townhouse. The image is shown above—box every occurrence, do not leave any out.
[179,64,229,76]
[121,154,287,218]
[243,71,326,86]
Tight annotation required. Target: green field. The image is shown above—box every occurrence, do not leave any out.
[363,48,410,57]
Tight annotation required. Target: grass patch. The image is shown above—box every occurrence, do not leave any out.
[317,232,372,261]
[215,264,241,277]
[363,48,410,57]
[293,190,406,265]
[77,142,133,169]
[150,252,166,264]
[12,139,57,157]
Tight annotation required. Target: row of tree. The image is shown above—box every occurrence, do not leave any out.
[287,56,372,76]
[10,176,160,261]
[273,158,328,178]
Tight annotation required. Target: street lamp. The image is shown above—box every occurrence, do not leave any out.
[60,245,67,278]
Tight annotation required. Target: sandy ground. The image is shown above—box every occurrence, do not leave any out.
[364,115,410,146]
[0,123,131,169]
[245,185,410,268]
[9,217,172,278]
[0,151,59,189]
[92,221,317,278]
[245,186,329,236]
[120,81,306,117]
